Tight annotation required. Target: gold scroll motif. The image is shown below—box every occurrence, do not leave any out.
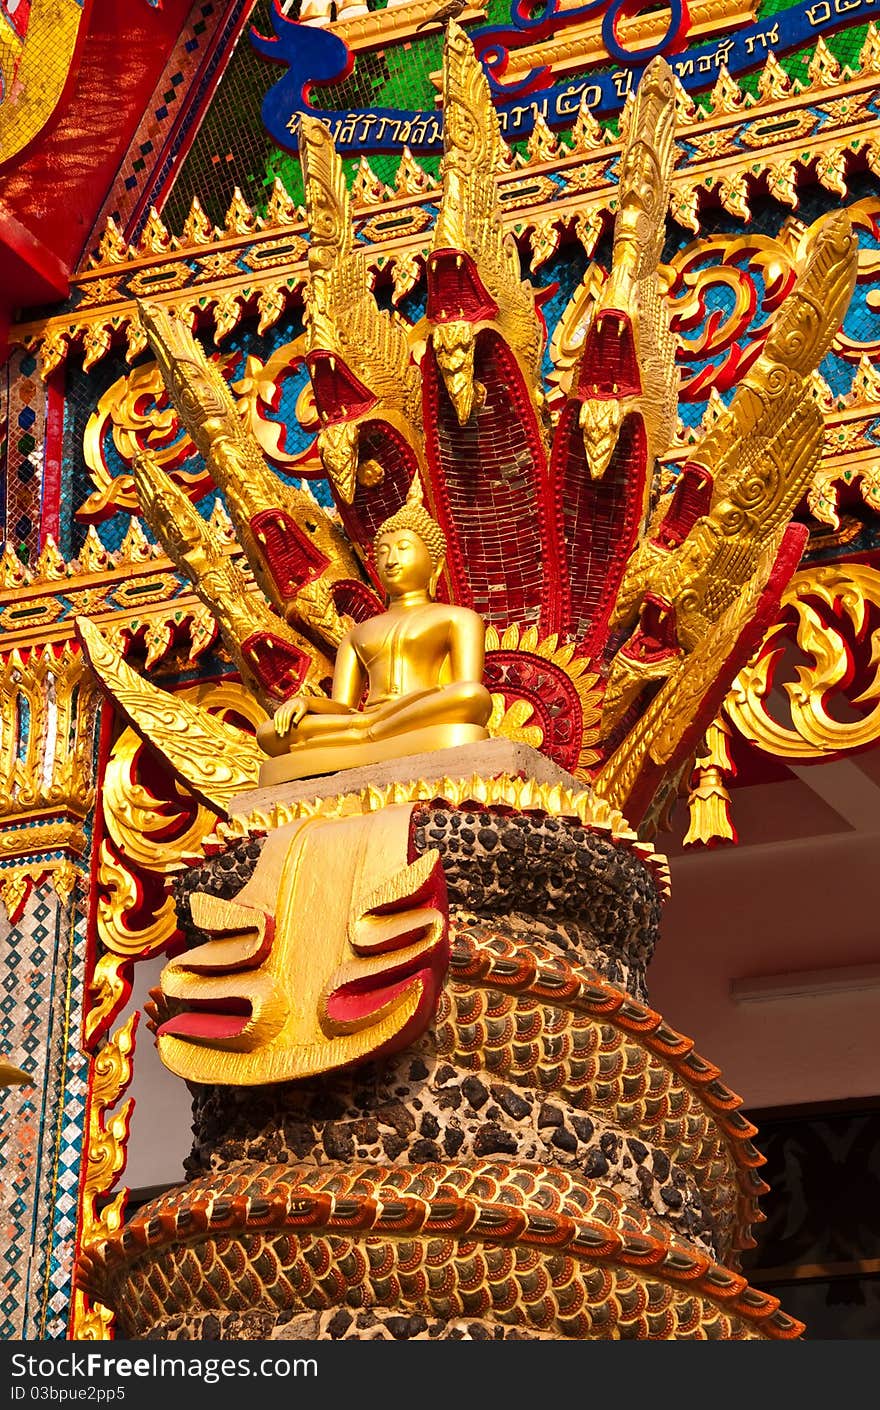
[235,338,321,471]
[78,618,267,816]
[665,233,799,398]
[660,196,880,401]
[69,1014,138,1340]
[156,806,449,1086]
[79,358,222,521]
[84,954,132,1050]
[91,676,266,998]
[725,563,880,759]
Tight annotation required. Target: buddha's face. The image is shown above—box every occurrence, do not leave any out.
[375,528,434,597]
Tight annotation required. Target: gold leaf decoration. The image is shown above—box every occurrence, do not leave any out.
[77,617,265,813]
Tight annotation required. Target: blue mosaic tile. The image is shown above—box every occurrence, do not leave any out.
[1,880,90,1340]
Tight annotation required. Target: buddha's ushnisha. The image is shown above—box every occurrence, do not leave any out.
[256,480,492,779]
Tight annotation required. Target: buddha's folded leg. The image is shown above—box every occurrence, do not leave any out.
[290,713,372,742]
[256,717,292,757]
[365,681,492,740]
[257,682,491,758]
[257,712,365,755]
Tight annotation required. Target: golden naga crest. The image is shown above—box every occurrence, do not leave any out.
[76,23,858,1086]
[300,116,426,506]
[429,22,545,431]
[578,56,678,486]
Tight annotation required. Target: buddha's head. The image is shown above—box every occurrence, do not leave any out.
[374,481,447,600]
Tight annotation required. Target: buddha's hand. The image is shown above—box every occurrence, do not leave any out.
[273,695,308,738]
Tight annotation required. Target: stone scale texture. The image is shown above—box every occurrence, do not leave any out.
[81,764,803,1341]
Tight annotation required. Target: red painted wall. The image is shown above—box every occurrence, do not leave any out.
[0,0,192,320]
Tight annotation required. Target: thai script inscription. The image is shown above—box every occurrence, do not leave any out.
[256,0,875,157]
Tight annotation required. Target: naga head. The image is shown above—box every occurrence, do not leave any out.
[137,302,232,460]
[431,320,485,426]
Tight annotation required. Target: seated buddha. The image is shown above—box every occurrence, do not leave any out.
[255,483,492,785]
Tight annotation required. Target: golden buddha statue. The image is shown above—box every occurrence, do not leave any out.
[255,482,492,785]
